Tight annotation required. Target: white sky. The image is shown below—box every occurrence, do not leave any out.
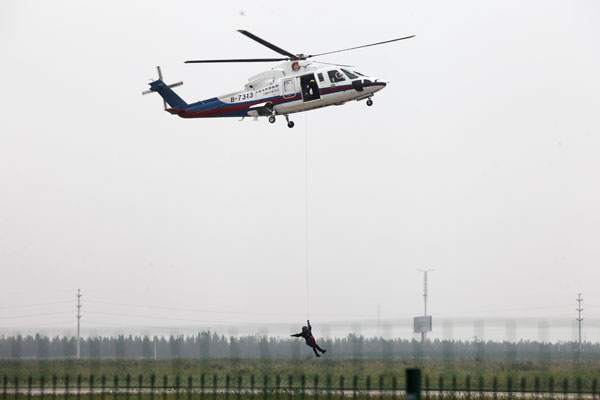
[1,0,599,342]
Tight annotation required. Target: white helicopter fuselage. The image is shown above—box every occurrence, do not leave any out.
[169,60,386,121]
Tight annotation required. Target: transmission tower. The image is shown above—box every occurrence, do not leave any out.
[76,289,82,359]
[576,293,583,356]
[417,269,434,343]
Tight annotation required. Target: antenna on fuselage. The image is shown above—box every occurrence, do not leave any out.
[142,66,183,111]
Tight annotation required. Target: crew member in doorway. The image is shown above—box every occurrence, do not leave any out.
[305,79,319,100]
[291,320,327,357]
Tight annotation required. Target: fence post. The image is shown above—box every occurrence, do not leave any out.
[175,375,181,400]
[139,375,144,400]
[478,376,483,400]
[392,376,397,400]
[288,375,293,400]
[592,379,597,400]
[237,375,242,400]
[313,374,319,398]
[534,377,540,399]
[200,373,205,399]
[14,376,19,400]
[507,377,512,399]
[576,377,583,400]
[162,375,168,400]
[438,376,444,400]
[213,374,218,400]
[406,369,421,400]
[27,376,32,400]
[225,375,230,400]
[150,374,156,400]
[352,375,358,400]
[89,374,94,400]
[250,375,255,393]
[188,376,193,400]
[452,376,457,400]
[492,377,497,400]
[339,375,344,393]
[77,374,83,400]
[465,376,471,400]
[113,375,119,400]
[2,376,6,400]
[64,374,69,400]
[424,376,430,400]
[101,375,106,400]
[548,377,554,398]
[563,379,568,400]
[263,375,269,400]
[378,375,384,400]
[40,376,46,400]
[276,375,281,400]
[300,374,306,400]
[126,374,131,400]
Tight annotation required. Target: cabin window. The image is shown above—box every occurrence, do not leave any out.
[327,70,346,83]
[341,69,358,79]
[317,73,324,82]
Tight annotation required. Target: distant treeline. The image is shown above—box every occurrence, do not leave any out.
[1,332,599,360]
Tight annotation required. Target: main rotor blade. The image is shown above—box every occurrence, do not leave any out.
[308,35,416,58]
[312,61,355,68]
[237,30,296,58]
[185,58,288,64]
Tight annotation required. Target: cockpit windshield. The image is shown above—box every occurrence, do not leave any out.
[353,71,366,77]
[327,70,346,83]
[341,69,358,79]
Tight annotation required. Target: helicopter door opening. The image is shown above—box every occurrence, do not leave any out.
[300,74,321,102]
[282,78,296,99]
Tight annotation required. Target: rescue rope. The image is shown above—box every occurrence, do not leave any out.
[304,113,310,321]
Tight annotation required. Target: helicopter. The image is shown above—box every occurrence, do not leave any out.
[142,30,415,128]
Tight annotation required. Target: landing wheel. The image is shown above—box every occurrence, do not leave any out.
[268,116,276,123]
[287,121,295,128]
[366,98,373,107]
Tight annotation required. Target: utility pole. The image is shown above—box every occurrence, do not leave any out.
[417,269,434,343]
[576,293,584,356]
[76,289,82,359]
[154,336,157,360]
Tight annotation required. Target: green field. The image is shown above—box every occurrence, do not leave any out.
[1,359,599,393]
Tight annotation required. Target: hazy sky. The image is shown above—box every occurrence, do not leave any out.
[1,0,599,341]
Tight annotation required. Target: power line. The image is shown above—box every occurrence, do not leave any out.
[84,300,376,318]
[0,312,73,319]
[0,300,74,310]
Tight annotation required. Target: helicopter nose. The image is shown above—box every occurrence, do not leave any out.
[373,80,387,91]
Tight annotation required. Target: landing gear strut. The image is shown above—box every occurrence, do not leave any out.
[268,115,276,124]
[366,98,373,107]
[285,114,294,128]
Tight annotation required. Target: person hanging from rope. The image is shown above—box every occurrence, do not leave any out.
[291,320,327,357]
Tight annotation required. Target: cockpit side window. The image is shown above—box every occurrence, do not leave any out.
[341,68,358,79]
[327,70,346,83]
[317,73,324,82]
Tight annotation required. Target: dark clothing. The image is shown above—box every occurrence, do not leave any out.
[291,324,315,345]
[291,323,326,357]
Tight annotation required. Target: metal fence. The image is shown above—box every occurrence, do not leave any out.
[2,371,599,398]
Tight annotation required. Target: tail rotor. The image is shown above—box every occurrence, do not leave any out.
[142,66,183,111]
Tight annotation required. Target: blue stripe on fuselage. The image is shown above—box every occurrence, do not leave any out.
[183,84,358,117]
